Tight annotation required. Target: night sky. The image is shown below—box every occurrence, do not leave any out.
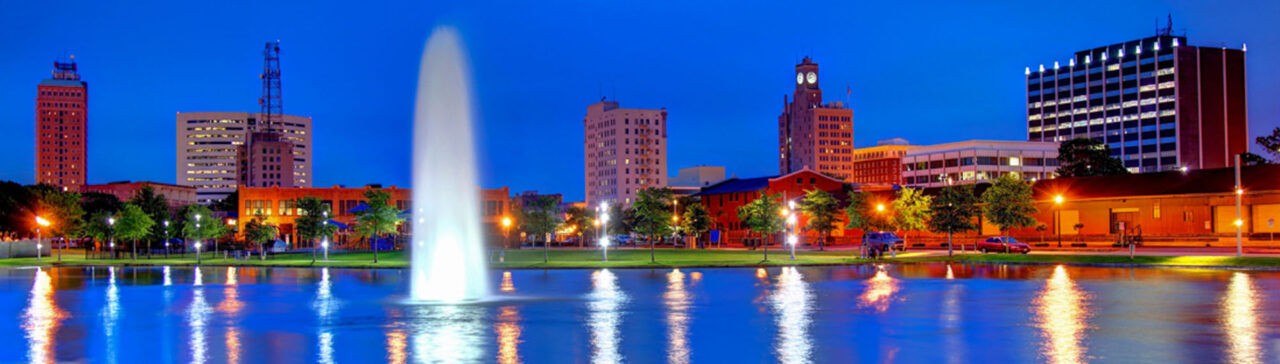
[1,1,1276,201]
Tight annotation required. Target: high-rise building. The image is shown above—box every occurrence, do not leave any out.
[237,131,295,188]
[1026,32,1247,173]
[584,100,668,207]
[175,112,313,204]
[850,138,915,185]
[35,58,88,190]
[779,57,854,179]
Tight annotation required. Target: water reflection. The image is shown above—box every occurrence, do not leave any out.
[23,268,65,364]
[188,268,210,364]
[501,271,515,293]
[220,267,243,364]
[942,275,964,364]
[945,264,954,280]
[163,265,172,286]
[859,268,899,312]
[665,269,691,364]
[386,329,407,364]
[589,269,626,364]
[103,267,120,364]
[770,267,812,364]
[1222,272,1259,364]
[316,268,336,364]
[409,305,485,362]
[494,305,522,364]
[1034,265,1089,364]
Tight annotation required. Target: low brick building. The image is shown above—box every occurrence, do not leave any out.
[82,181,197,210]
[695,169,849,246]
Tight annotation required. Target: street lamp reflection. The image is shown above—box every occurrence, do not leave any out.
[589,269,626,363]
[23,268,65,364]
[770,267,812,364]
[665,269,691,364]
[1034,265,1089,364]
[1222,272,1259,364]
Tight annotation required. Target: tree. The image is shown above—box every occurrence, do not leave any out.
[799,189,839,251]
[738,192,783,261]
[129,185,169,258]
[115,204,155,260]
[353,188,403,263]
[80,191,123,219]
[982,174,1039,238]
[210,190,238,212]
[892,187,932,246]
[928,184,980,256]
[1056,137,1129,177]
[243,214,278,260]
[680,201,711,248]
[632,187,674,262]
[181,205,228,259]
[294,196,337,262]
[0,181,35,240]
[845,192,893,233]
[29,185,84,258]
[517,195,561,263]
[562,206,591,248]
[1240,152,1271,166]
[1258,126,1280,160]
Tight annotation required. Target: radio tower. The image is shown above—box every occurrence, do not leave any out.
[259,41,282,131]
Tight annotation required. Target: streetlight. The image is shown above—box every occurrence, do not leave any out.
[600,204,611,263]
[876,203,885,213]
[108,217,116,259]
[1234,154,1243,257]
[194,214,202,263]
[35,216,49,262]
[786,212,798,260]
[163,220,170,258]
[322,238,330,261]
[501,216,512,249]
[1054,195,1064,248]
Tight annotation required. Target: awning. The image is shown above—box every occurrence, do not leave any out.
[326,219,350,229]
[345,202,370,214]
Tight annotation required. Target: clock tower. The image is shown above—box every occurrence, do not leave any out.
[778,56,854,178]
[794,57,822,107]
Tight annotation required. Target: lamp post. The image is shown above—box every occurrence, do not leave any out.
[163,220,170,258]
[108,217,116,260]
[322,238,329,261]
[1234,154,1243,257]
[501,216,512,249]
[600,201,610,262]
[1054,195,1064,248]
[194,214,202,263]
[36,216,49,262]
[786,210,798,260]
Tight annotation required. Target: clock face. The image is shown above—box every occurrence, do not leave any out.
[796,72,804,84]
[806,72,817,84]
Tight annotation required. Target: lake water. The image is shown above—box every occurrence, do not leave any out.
[2,264,1278,363]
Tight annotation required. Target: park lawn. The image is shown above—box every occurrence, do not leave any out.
[953,253,1280,268]
[490,248,896,268]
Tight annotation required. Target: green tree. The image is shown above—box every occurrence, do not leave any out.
[680,201,712,247]
[928,184,980,256]
[892,187,932,246]
[632,187,674,262]
[1240,152,1271,166]
[517,195,562,262]
[210,190,238,212]
[181,205,228,259]
[80,191,123,219]
[982,174,1039,238]
[1258,126,1280,160]
[1056,137,1129,177]
[128,185,170,257]
[799,189,840,251]
[115,204,155,260]
[353,189,403,263]
[562,206,592,248]
[243,214,278,260]
[294,196,338,262]
[737,192,784,261]
[844,192,893,232]
[0,182,35,239]
[29,185,84,258]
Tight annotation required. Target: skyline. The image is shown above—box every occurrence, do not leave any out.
[2,1,1278,201]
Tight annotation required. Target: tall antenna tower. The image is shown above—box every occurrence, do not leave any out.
[259,41,282,131]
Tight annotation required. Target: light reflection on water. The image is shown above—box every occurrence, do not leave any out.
[385,328,408,364]
[501,271,515,293]
[665,269,691,364]
[409,304,486,362]
[187,267,210,364]
[316,268,336,364]
[220,267,243,364]
[859,268,899,312]
[1035,265,1090,364]
[495,305,522,364]
[942,269,964,364]
[589,269,626,364]
[23,268,64,364]
[103,267,120,364]
[771,267,812,364]
[1223,272,1260,364]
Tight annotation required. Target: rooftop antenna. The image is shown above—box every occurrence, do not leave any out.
[1162,14,1173,36]
[259,40,282,132]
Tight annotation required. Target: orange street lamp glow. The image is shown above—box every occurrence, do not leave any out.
[226,219,236,226]
[1054,195,1064,204]
[1236,188,1244,195]
[35,216,51,227]
[672,215,679,222]
[501,216,512,228]
[876,204,885,212]
[779,208,789,217]
[1234,219,1243,227]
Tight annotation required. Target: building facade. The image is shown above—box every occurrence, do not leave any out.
[584,100,668,207]
[237,131,295,188]
[35,59,88,190]
[1027,33,1248,173]
[779,57,854,179]
[668,166,726,188]
[176,112,313,204]
[695,169,848,246]
[82,181,197,211]
[902,140,1059,188]
[850,138,915,185]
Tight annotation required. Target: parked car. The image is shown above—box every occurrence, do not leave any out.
[604,235,634,246]
[864,232,905,252]
[976,236,1031,254]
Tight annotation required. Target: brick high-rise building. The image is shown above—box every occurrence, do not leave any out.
[175,112,313,204]
[779,57,854,179]
[584,100,667,207]
[850,138,915,185]
[35,58,88,190]
[1027,32,1248,173]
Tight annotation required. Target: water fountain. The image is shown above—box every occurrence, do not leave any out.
[408,27,491,302]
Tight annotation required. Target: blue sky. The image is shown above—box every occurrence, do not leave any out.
[1,0,1276,201]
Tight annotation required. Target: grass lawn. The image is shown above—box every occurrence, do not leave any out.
[4,248,1280,269]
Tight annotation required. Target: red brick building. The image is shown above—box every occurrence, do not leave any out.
[779,57,855,179]
[850,139,915,185]
[35,59,88,190]
[82,181,197,211]
[695,169,849,246]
